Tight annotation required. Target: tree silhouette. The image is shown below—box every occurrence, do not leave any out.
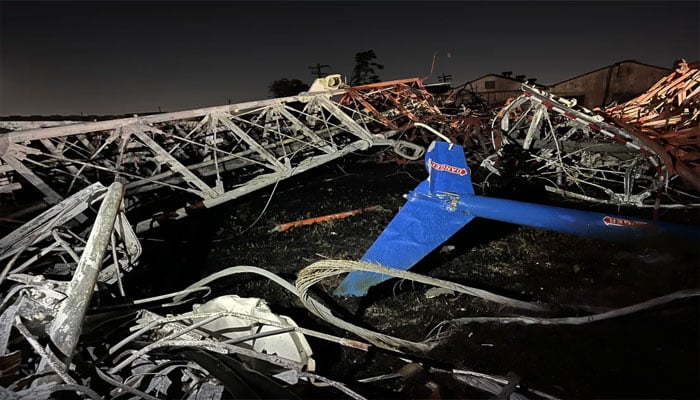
[350,50,384,86]
[268,78,310,98]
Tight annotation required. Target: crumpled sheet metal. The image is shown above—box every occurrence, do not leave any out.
[191,295,315,379]
[603,59,700,191]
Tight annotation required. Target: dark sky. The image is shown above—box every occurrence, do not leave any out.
[1,1,698,115]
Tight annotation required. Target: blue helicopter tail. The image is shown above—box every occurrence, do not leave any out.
[334,141,476,297]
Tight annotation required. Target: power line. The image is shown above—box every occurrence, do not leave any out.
[309,63,331,78]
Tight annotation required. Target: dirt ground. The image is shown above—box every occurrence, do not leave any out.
[127,154,700,399]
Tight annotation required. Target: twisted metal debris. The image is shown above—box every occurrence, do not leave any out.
[2,68,698,399]
[0,78,425,232]
[492,82,700,210]
[0,187,563,399]
[603,59,700,192]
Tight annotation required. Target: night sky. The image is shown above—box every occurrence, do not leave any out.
[1,1,698,115]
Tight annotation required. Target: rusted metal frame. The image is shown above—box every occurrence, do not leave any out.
[129,126,220,199]
[369,88,412,121]
[612,118,700,193]
[384,83,439,117]
[349,77,425,91]
[385,90,422,125]
[48,182,123,364]
[341,88,397,130]
[340,80,438,129]
[603,64,699,185]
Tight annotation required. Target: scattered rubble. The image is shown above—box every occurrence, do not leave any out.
[603,59,700,192]
[1,65,699,399]
[492,82,700,211]
[1,187,567,399]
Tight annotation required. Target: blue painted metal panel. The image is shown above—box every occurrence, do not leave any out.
[334,141,700,297]
[333,194,474,297]
[459,194,700,243]
[424,141,474,195]
[334,142,477,297]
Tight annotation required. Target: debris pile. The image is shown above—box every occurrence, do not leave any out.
[1,68,699,399]
[0,185,566,400]
[340,79,497,164]
[491,84,700,210]
[340,78,442,133]
[603,59,700,192]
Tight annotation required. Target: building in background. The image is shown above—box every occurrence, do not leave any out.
[548,60,670,108]
[450,72,539,107]
[445,60,671,109]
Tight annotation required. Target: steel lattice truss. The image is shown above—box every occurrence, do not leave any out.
[0,84,425,231]
[492,85,700,209]
[339,78,495,164]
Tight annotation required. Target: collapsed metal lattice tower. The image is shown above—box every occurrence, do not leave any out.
[0,78,425,232]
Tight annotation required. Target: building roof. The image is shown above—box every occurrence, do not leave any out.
[549,60,670,87]
[465,73,527,85]
[454,73,545,92]
[453,59,672,91]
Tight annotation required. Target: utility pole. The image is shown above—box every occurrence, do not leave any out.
[309,63,331,78]
[438,73,452,83]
